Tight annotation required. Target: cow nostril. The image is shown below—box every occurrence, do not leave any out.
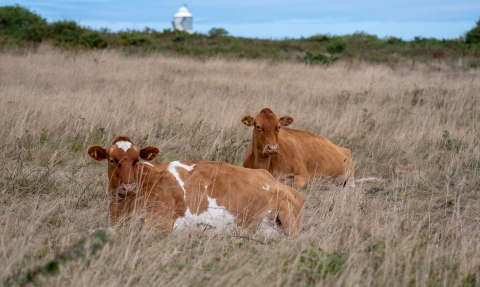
[264,145,279,154]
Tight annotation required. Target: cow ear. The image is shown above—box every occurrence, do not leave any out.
[88,145,108,161]
[241,116,255,126]
[279,116,294,126]
[140,146,160,161]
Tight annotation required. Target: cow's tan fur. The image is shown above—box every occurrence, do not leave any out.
[88,136,305,236]
[242,108,355,189]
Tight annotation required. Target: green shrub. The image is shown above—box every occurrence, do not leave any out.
[327,41,346,54]
[349,33,380,43]
[208,27,229,37]
[50,20,85,46]
[173,35,185,43]
[305,34,331,43]
[0,5,47,41]
[80,30,108,48]
[20,22,48,42]
[304,50,338,65]
[466,20,480,44]
[118,31,153,46]
[387,37,404,45]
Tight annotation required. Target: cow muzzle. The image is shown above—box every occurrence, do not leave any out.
[263,144,279,156]
[117,183,138,197]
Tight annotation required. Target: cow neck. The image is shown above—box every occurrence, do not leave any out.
[252,131,271,170]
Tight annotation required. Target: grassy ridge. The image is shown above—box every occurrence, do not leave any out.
[1,5,480,67]
[1,48,480,286]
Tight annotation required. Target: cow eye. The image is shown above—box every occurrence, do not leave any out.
[109,159,119,166]
[256,125,262,131]
[133,159,139,165]
[276,126,281,131]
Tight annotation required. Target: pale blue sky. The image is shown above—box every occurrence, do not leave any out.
[2,0,479,40]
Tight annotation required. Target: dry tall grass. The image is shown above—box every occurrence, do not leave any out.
[1,45,480,286]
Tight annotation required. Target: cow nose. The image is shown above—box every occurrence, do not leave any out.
[264,144,279,155]
[118,183,138,197]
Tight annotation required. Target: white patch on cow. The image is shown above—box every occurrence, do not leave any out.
[116,141,132,152]
[140,162,154,167]
[173,196,236,230]
[257,210,281,237]
[167,161,195,200]
[259,210,272,229]
[262,184,270,191]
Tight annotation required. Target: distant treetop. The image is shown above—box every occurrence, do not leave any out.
[466,20,480,44]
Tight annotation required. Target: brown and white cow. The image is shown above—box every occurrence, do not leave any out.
[241,108,355,189]
[87,136,305,236]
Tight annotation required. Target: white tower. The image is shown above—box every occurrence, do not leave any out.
[173,5,193,34]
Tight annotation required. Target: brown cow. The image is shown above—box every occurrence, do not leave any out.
[241,108,355,189]
[87,136,305,236]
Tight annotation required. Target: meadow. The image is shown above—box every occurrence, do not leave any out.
[1,45,480,286]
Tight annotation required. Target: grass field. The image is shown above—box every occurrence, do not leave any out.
[1,45,480,286]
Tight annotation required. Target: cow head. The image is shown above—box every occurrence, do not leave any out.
[87,136,160,198]
[241,108,294,157]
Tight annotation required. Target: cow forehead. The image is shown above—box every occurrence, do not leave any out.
[256,112,279,126]
[108,142,139,160]
[116,141,132,152]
